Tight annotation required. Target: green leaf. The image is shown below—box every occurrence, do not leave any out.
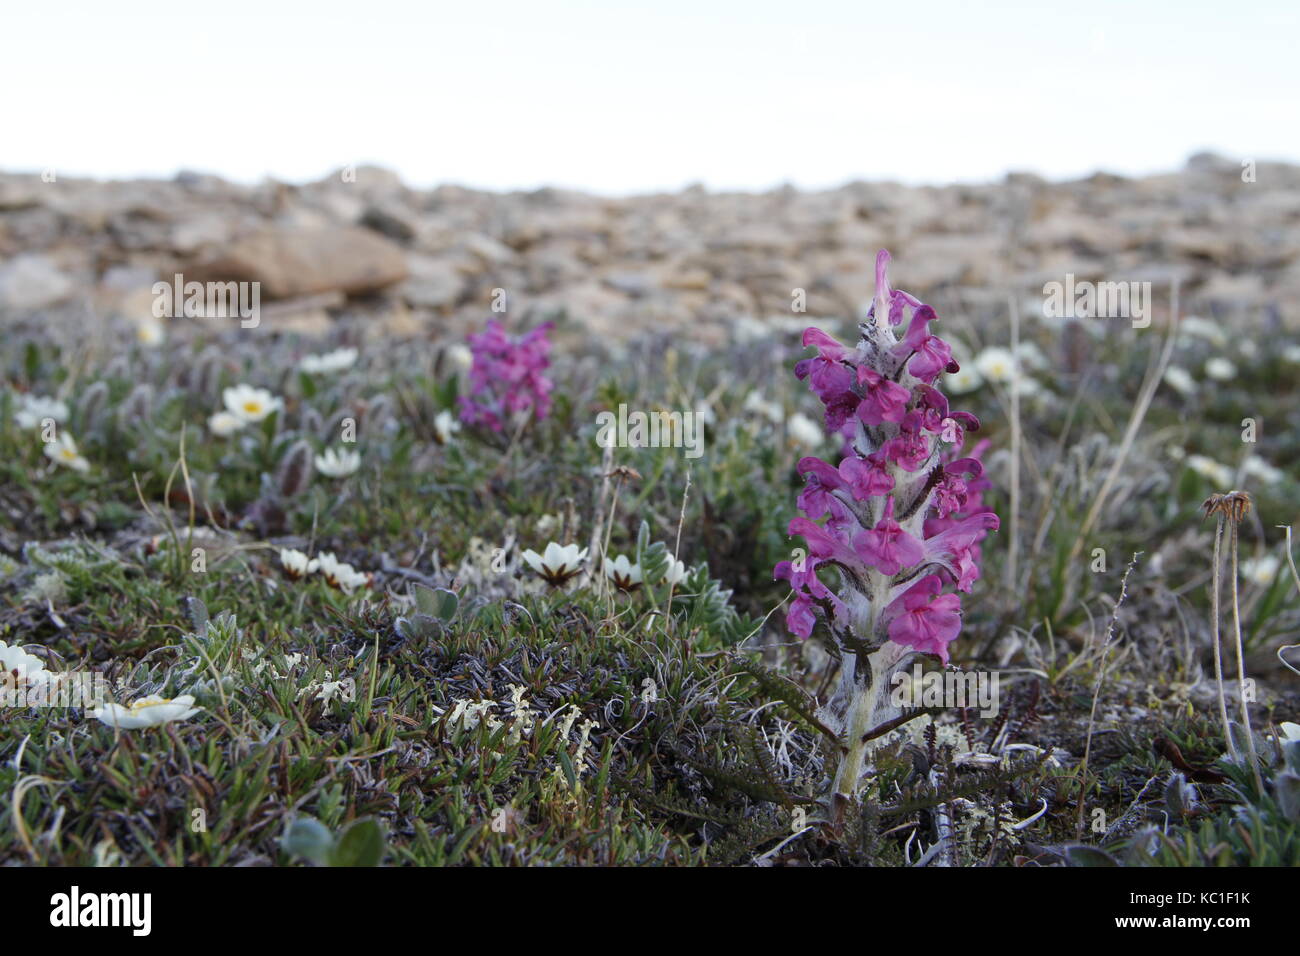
[413,585,458,622]
[433,588,459,620]
[282,817,335,866]
[1275,772,1300,820]
[558,749,577,791]
[330,818,385,867]
[413,584,439,616]
[1065,845,1120,867]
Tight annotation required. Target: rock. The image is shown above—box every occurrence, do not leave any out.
[603,271,657,298]
[4,157,1300,339]
[172,214,233,254]
[400,256,465,309]
[360,204,417,243]
[461,233,518,268]
[189,227,408,299]
[0,254,74,312]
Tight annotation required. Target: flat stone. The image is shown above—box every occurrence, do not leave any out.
[189,226,408,299]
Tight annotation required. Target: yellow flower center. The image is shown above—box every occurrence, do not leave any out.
[243,401,262,414]
[131,698,172,710]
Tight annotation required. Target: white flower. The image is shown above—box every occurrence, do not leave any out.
[433,409,462,445]
[1242,555,1280,587]
[1242,455,1284,485]
[1180,316,1226,347]
[43,432,89,472]
[0,639,52,690]
[974,347,1018,384]
[314,447,361,478]
[445,343,473,375]
[1279,722,1300,743]
[1283,345,1300,364]
[662,555,688,587]
[208,410,246,437]
[945,363,983,395]
[521,542,588,587]
[1204,357,1236,381]
[13,395,69,430]
[1186,454,1234,487]
[603,554,643,591]
[743,391,783,424]
[787,412,824,449]
[280,547,316,580]
[1015,341,1049,370]
[90,694,202,730]
[222,384,283,424]
[135,317,165,347]
[733,316,770,344]
[299,347,358,375]
[1010,374,1043,399]
[314,552,369,593]
[1162,365,1197,397]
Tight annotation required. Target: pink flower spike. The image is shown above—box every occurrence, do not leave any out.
[788,516,860,568]
[852,498,925,576]
[856,367,911,425]
[796,456,848,517]
[838,453,894,499]
[801,327,853,360]
[886,575,963,663]
[459,320,554,431]
[893,306,953,383]
[871,250,893,328]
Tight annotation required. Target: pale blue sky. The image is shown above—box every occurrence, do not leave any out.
[5,0,1297,194]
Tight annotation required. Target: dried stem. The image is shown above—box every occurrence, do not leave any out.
[1210,514,1236,757]
[1227,519,1264,791]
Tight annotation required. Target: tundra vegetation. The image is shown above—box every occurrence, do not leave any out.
[1,257,1299,866]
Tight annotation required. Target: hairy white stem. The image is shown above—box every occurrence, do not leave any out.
[831,653,881,802]
[1210,516,1235,757]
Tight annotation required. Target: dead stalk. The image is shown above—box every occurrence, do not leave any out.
[1209,514,1236,757]
[1227,517,1264,791]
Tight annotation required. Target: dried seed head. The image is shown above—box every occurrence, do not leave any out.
[1202,490,1251,523]
[605,465,642,483]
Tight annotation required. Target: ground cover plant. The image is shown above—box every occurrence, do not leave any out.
[2,250,1299,867]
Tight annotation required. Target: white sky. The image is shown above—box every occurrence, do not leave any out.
[4,0,1297,195]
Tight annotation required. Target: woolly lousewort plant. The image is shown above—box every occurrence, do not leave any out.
[458,320,554,433]
[775,250,999,809]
